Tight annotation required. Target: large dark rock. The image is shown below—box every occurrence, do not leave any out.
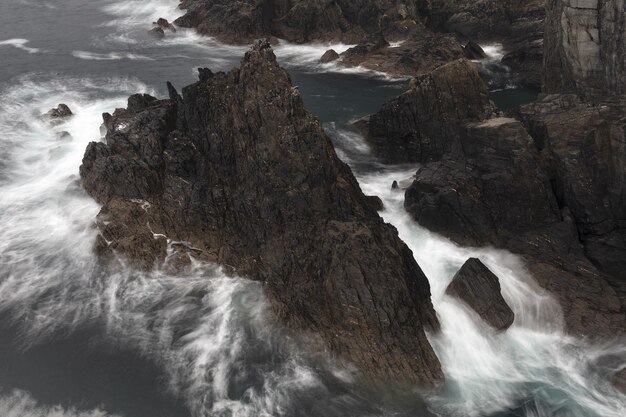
[445,258,514,330]
[425,0,545,88]
[80,41,443,387]
[520,95,626,295]
[338,30,465,77]
[543,0,626,99]
[43,103,73,120]
[361,55,624,337]
[319,49,339,63]
[356,59,493,164]
[174,0,424,44]
[405,117,560,247]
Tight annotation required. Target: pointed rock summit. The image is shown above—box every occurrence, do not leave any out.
[80,40,443,387]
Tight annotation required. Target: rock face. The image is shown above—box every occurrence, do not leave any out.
[520,95,626,293]
[338,30,465,77]
[543,0,626,98]
[426,0,545,88]
[361,57,625,337]
[356,59,493,164]
[175,0,424,44]
[445,258,514,330]
[80,41,443,386]
[174,0,467,77]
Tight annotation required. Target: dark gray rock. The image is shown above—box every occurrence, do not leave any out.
[79,40,443,387]
[445,258,514,330]
[543,0,626,99]
[319,49,339,63]
[44,103,73,119]
[463,41,486,59]
[357,59,493,164]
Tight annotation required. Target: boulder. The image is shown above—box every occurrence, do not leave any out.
[149,26,165,38]
[613,368,626,395]
[79,41,443,386]
[154,17,176,32]
[463,41,487,59]
[44,103,73,120]
[445,258,514,330]
[319,49,340,63]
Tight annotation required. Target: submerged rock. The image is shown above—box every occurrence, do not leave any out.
[80,40,443,387]
[445,258,514,330]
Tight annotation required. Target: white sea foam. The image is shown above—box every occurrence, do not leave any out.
[0,38,40,54]
[0,390,117,417]
[71,50,153,61]
[352,159,626,417]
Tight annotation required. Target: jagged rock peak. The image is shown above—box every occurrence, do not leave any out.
[80,41,444,387]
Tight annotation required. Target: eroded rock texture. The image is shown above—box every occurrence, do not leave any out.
[355,59,493,164]
[445,258,515,330]
[175,0,424,44]
[80,41,443,387]
[543,0,626,98]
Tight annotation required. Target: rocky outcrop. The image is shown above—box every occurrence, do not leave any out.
[174,0,424,44]
[43,104,73,120]
[425,0,545,88]
[359,56,624,337]
[356,59,493,164]
[520,95,626,293]
[150,17,177,38]
[338,30,465,77]
[80,41,443,387]
[463,41,487,60]
[543,0,626,99]
[445,258,514,330]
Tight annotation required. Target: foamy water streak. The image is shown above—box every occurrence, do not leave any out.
[349,145,626,417]
[0,77,388,417]
[0,390,117,417]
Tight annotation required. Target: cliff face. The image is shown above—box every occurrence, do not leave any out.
[80,41,443,387]
[543,0,626,98]
[175,0,424,44]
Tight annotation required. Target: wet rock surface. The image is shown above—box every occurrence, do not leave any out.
[44,103,73,120]
[80,41,443,387]
[361,53,625,337]
[425,0,545,88]
[445,258,514,330]
[356,59,493,164]
[175,0,424,44]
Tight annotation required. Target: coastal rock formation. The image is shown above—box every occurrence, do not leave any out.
[80,41,443,386]
[404,117,560,247]
[338,31,465,77]
[426,0,545,88]
[520,95,626,293]
[543,0,626,98]
[175,0,424,44]
[360,54,625,337]
[445,258,514,330]
[356,59,493,164]
[44,103,73,120]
